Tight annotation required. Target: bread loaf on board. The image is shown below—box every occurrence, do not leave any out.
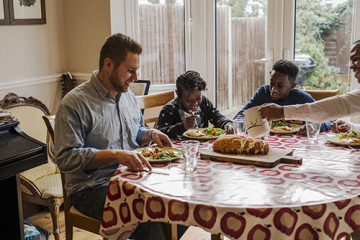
[213,135,269,155]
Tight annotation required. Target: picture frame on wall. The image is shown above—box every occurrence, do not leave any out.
[0,0,10,25]
[9,0,46,25]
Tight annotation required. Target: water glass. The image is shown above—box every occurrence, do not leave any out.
[181,140,200,172]
[233,120,247,136]
[306,121,321,143]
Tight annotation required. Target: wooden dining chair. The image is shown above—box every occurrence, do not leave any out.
[136,90,175,128]
[304,89,340,101]
[0,93,63,240]
[42,115,103,240]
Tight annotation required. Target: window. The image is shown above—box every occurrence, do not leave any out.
[216,0,268,111]
[138,0,185,85]
[294,0,353,93]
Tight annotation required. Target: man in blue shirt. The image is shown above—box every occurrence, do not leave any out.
[233,59,334,132]
[55,33,181,239]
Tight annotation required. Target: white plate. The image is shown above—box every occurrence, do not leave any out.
[270,123,303,134]
[135,147,182,164]
[183,128,226,140]
[324,134,360,147]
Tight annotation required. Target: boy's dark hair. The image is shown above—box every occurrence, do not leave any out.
[353,39,360,44]
[272,59,299,83]
[99,33,142,70]
[176,70,207,97]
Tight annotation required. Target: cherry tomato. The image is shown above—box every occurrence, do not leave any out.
[211,130,217,135]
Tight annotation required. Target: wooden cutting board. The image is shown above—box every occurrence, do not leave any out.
[200,148,302,168]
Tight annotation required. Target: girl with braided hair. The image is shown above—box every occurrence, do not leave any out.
[156,70,233,138]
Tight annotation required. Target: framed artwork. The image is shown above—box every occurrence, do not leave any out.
[9,0,46,25]
[0,0,10,25]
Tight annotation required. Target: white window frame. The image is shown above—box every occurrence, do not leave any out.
[110,0,360,105]
[186,0,216,103]
[282,0,360,91]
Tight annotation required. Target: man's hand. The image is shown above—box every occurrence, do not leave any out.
[151,130,172,147]
[224,123,234,134]
[115,150,152,171]
[331,120,350,133]
[259,104,285,121]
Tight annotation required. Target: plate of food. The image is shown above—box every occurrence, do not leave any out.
[135,146,182,163]
[324,130,360,146]
[183,127,226,140]
[270,120,303,134]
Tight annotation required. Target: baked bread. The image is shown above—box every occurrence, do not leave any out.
[213,135,269,155]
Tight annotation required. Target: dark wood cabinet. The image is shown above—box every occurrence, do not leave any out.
[0,121,47,240]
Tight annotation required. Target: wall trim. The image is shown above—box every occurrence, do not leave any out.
[0,74,62,91]
[72,72,92,82]
[0,72,176,95]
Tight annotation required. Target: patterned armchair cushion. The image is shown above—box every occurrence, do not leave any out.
[7,105,58,182]
[21,174,63,199]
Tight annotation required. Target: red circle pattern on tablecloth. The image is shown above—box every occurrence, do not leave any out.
[100,133,360,240]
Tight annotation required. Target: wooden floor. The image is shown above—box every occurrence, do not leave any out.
[28,210,221,240]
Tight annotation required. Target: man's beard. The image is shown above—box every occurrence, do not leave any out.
[109,73,126,93]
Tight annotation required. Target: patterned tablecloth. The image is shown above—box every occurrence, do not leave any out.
[100,133,360,240]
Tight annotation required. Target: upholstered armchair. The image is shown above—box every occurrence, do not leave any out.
[0,93,63,240]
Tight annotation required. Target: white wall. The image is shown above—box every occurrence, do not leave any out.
[0,0,66,112]
[0,0,111,113]
[63,0,111,73]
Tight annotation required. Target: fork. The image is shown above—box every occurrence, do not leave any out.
[189,110,199,128]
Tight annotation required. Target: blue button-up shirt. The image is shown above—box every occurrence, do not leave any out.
[55,71,146,197]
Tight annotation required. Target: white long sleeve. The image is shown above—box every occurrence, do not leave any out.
[284,89,360,122]
[350,122,360,132]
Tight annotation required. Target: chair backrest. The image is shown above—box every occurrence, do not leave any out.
[0,93,57,182]
[304,89,340,101]
[136,90,175,128]
[131,80,151,96]
[42,114,56,162]
[41,114,70,206]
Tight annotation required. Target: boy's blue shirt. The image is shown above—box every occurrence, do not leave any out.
[233,85,335,132]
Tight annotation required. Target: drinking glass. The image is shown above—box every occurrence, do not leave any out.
[306,121,321,143]
[181,140,200,172]
[233,120,247,136]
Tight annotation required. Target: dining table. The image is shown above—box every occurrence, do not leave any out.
[99,132,360,240]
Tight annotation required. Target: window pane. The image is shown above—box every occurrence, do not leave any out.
[216,0,267,111]
[138,0,185,85]
[295,0,353,92]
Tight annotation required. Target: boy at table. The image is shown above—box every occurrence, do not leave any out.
[233,59,334,133]
[259,40,360,133]
[156,70,234,138]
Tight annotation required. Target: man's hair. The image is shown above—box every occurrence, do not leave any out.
[99,33,142,70]
[272,59,299,83]
[176,70,207,97]
[353,39,360,44]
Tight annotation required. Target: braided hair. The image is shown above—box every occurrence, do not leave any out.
[176,70,207,97]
